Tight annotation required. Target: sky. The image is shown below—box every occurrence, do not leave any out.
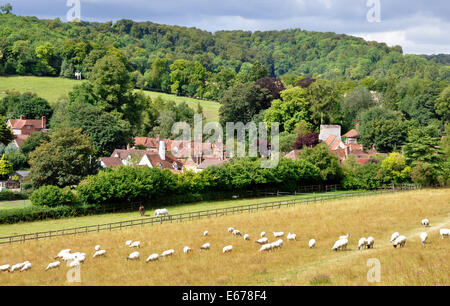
[6,0,450,54]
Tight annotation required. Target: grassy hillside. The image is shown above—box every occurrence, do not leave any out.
[0,76,220,120]
[0,189,448,285]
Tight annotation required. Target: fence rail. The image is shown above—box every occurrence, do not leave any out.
[0,184,419,245]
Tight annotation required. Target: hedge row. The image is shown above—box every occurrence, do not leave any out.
[0,189,31,201]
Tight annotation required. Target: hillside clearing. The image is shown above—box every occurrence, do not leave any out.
[0,189,448,286]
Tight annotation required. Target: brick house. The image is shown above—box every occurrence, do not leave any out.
[6,115,48,148]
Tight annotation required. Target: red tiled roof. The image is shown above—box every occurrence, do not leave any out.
[111,149,148,160]
[356,158,380,165]
[99,157,123,168]
[143,152,184,170]
[343,129,359,138]
[197,158,226,169]
[325,135,336,147]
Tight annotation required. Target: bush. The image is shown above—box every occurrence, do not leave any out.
[30,185,77,207]
[0,189,29,201]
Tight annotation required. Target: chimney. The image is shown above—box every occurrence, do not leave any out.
[159,140,165,161]
[20,115,25,120]
[41,116,46,129]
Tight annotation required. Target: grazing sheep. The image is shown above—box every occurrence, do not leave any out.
[232,229,242,236]
[255,237,269,245]
[73,252,86,263]
[309,239,316,249]
[390,232,400,243]
[287,233,296,241]
[129,241,141,248]
[232,195,239,199]
[260,231,266,238]
[54,249,71,259]
[440,228,450,239]
[45,261,61,271]
[94,245,101,251]
[243,234,250,241]
[146,253,159,262]
[259,243,273,252]
[161,249,174,257]
[420,232,428,245]
[126,251,140,261]
[183,246,193,254]
[10,262,29,273]
[421,219,430,227]
[203,231,209,236]
[62,253,77,262]
[393,235,407,248]
[273,232,284,238]
[339,233,351,240]
[228,227,234,233]
[367,237,375,249]
[357,237,368,250]
[271,239,283,249]
[93,250,106,258]
[20,262,32,272]
[222,245,233,254]
[332,239,348,251]
[0,264,10,272]
[125,240,133,246]
[154,208,170,218]
[68,260,80,268]
[200,243,210,251]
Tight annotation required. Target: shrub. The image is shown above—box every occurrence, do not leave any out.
[30,185,77,207]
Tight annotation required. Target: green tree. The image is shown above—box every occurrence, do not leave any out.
[20,131,50,157]
[0,3,12,14]
[0,116,13,145]
[341,86,376,131]
[5,92,52,120]
[0,154,13,180]
[403,125,444,167]
[379,152,411,185]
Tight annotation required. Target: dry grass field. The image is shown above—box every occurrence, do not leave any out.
[0,189,449,286]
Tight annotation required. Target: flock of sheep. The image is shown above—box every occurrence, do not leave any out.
[0,216,449,275]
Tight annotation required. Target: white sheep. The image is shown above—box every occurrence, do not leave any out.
[440,228,450,239]
[200,243,210,251]
[243,234,250,241]
[271,239,283,249]
[390,232,400,243]
[420,232,428,245]
[126,251,140,260]
[161,249,174,257]
[357,237,368,250]
[203,230,209,236]
[20,262,32,272]
[273,232,284,238]
[73,252,86,263]
[332,238,348,251]
[94,245,101,251]
[93,250,106,258]
[260,231,266,238]
[125,240,133,246]
[367,237,375,249]
[10,262,29,273]
[259,243,273,252]
[129,241,141,248]
[287,233,296,241]
[421,219,430,227]
[146,253,159,262]
[309,239,316,249]
[255,237,269,245]
[68,260,80,269]
[154,208,169,218]
[45,261,61,271]
[183,246,192,254]
[54,249,71,259]
[228,227,234,233]
[0,264,10,272]
[232,229,242,236]
[339,233,351,240]
[222,245,233,254]
[393,235,407,248]
[62,252,77,262]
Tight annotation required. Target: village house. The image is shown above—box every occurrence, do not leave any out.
[6,115,48,148]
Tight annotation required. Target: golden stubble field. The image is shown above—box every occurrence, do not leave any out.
[0,189,449,286]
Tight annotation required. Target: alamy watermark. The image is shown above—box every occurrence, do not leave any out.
[66,0,81,22]
[366,258,381,283]
[366,0,381,23]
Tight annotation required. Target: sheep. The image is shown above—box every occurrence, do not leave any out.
[222,245,233,254]
[273,232,284,238]
[271,239,283,249]
[45,261,61,271]
[62,252,77,262]
[146,253,159,263]
[259,243,273,252]
[332,239,348,251]
[393,235,407,248]
[68,260,80,269]
[227,227,234,233]
[73,252,86,263]
[183,246,193,254]
[243,234,250,241]
[129,241,141,248]
[125,240,133,246]
[200,243,210,251]
[287,233,296,241]
[126,251,140,261]
[161,249,174,257]
[357,237,368,250]
[390,232,400,243]
[0,264,10,272]
[255,237,269,245]
[93,250,106,258]
[10,262,29,273]
[309,239,316,249]
[440,228,450,239]
[421,219,430,227]
[232,229,242,236]
[94,245,101,251]
[367,237,375,249]
[203,230,209,236]
[339,233,351,240]
[420,232,428,245]
[260,231,266,238]
[20,262,32,272]
[54,249,71,259]
[154,208,170,218]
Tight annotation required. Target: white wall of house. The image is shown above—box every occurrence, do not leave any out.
[138,155,153,168]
